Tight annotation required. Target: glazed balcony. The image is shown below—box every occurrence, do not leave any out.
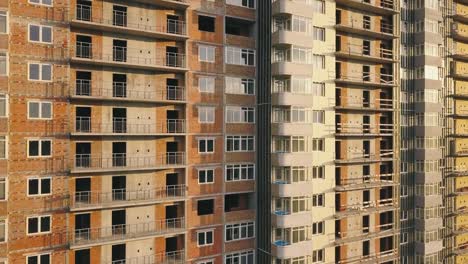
[73,117,186,136]
[336,44,395,63]
[336,0,397,15]
[336,18,395,40]
[335,173,396,191]
[335,96,393,112]
[71,152,185,173]
[336,123,393,137]
[71,185,186,211]
[272,181,313,197]
[335,198,397,218]
[272,0,315,17]
[272,48,314,76]
[71,218,185,247]
[271,211,312,228]
[72,80,186,103]
[272,240,314,259]
[335,222,395,244]
[102,250,185,264]
[272,17,314,47]
[73,42,187,72]
[73,4,187,40]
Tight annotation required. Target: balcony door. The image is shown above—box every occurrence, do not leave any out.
[76,35,92,58]
[76,107,91,133]
[165,237,178,256]
[166,46,178,67]
[112,210,126,235]
[112,176,126,201]
[76,142,91,167]
[112,244,126,263]
[113,39,127,62]
[166,78,179,100]
[167,110,179,133]
[112,142,126,167]
[76,71,91,96]
[112,73,127,98]
[75,213,90,241]
[75,178,91,204]
[166,142,178,165]
[112,5,127,27]
[167,15,179,34]
[112,108,127,133]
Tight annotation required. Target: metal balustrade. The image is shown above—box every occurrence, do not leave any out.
[73,152,185,171]
[74,43,186,68]
[73,80,186,102]
[335,123,394,135]
[75,5,186,36]
[72,217,185,245]
[72,184,186,209]
[101,250,185,264]
[74,117,186,134]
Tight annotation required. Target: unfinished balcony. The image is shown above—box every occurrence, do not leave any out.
[71,218,185,247]
[335,173,396,191]
[335,42,395,63]
[72,117,186,136]
[336,248,398,264]
[272,15,314,47]
[70,185,186,211]
[454,3,468,24]
[272,0,315,18]
[72,42,187,72]
[272,46,314,76]
[335,15,396,40]
[71,152,185,174]
[73,2,187,40]
[335,198,398,218]
[101,250,185,264]
[335,149,394,164]
[454,120,468,137]
[335,123,393,137]
[335,222,396,245]
[335,71,395,87]
[272,226,313,259]
[72,79,185,103]
[336,0,397,15]
[335,96,393,112]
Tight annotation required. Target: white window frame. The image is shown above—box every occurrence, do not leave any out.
[27,139,52,158]
[226,135,255,152]
[0,178,6,201]
[0,94,7,117]
[224,250,255,264]
[28,62,52,82]
[199,45,216,63]
[226,106,255,123]
[0,53,7,76]
[27,101,53,120]
[27,177,52,197]
[225,221,255,242]
[198,137,215,154]
[28,0,53,7]
[197,229,214,247]
[225,46,256,66]
[197,260,214,264]
[0,11,8,34]
[26,253,51,264]
[26,215,51,235]
[198,106,215,124]
[226,0,255,9]
[198,168,215,184]
[225,164,255,181]
[0,136,6,160]
[225,77,255,95]
[28,24,53,44]
[199,76,215,93]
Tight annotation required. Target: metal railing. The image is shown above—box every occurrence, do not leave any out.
[336,173,395,187]
[337,45,394,60]
[72,185,186,208]
[337,198,397,212]
[336,96,393,109]
[74,117,186,134]
[74,43,186,68]
[73,152,185,170]
[73,80,186,101]
[335,123,394,135]
[75,5,186,35]
[337,20,394,36]
[102,250,185,264]
[72,218,185,245]
[336,223,394,239]
[336,72,395,85]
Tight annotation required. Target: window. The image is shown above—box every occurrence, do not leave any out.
[0,94,6,117]
[29,0,53,6]
[401,232,408,244]
[197,230,214,246]
[198,15,215,32]
[225,221,254,242]
[312,82,325,96]
[226,106,255,123]
[198,260,214,264]
[198,138,215,153]
[225,77,255,95]
[226,164,255,181]
[312,249,324,263]
[0,136,5,159]
[29,25,52,44]
[226,135,254,152]
[225,250,254,264]
[226,0,255,8]
[312,138,324,151]
[28,101,52,119]
[28,139,52,157]
[0,219,5,243]
[312,55,325,69]
[312,194,324,207]
[28,177,51,196]
[198,106,215,123]
[312,111,324,123]
[312,166,325,179]
[198,168,214,184]
[225,47,255,66]
[197,199,214,215]
[27,215,51,234]
[29,63,52,81]
[313,0,325,14]
[27,253,50,264]
[0,178,5,201]
[0,11,7,33]
[313,27,325,41]
[312,221,324,235]
[199,45,216,62]
[0,53,6,76]
[199,76,215,93]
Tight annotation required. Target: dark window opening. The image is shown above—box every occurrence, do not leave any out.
[198,15,215,32]
[225,17,254,37]
[197,199,214,215]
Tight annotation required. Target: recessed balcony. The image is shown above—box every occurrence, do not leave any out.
[335,173,396,191]
[336,19,396,40]
[72,118,186,136]
[71,217,185,247]
[70,185,186,211]
[335,222,395,244]
[335,72,396,87]
[336,45,395,63]
[336,249,398,264]
[71,152,185,173]
[101,250,186,264]
[336,0,397,15]
[72,42,187,72]
[72,4,187,40]
[335,96,393,112]
[335,149,394,164]
[71,80,186,103]
[335,123,394,137]
[335,198,398,218]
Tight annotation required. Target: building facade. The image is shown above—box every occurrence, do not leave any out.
[0,0,467,264]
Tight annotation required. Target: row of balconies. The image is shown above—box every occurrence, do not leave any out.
[71,184,186,211]
[73,117,185,135]
[336,248,398,264]
[335,198,397,218]
[72,152,185,173]
[335,222,395,244]
[335,173,396,191]
[72,217,185,247]
[336,44,395,63]
[100,250,185,264]
[72,79,186,102]
[335,71,396,87]
[335,123,394,136]
[73,42,187,71]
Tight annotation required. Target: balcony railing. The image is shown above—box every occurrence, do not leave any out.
[336,149,394,163]
[73,80,186,102]
[335,72,395,85]
[336,123,394,135]
[336,223,394,241]
[337,20,394,36]
[72,218,185,245]
[74,117,186,134]
[337,198,397,213]
[74,43,186,68]
[75,5,187,36]
[336,173,395,189]
[337,45,394,60]
[72,185,186,209]
[102,250,185,264]
[336,97,393,110]
[73,152,185,171]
